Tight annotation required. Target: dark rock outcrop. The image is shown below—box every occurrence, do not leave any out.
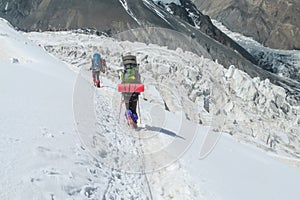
[0,0,139,33]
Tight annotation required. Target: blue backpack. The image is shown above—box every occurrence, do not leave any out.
[91,53,102,71]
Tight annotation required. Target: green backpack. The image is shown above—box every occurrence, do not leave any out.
[121,55,141,84]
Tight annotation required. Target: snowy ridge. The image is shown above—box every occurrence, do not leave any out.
[153,0,204,30]
[119,0,141,25]
[153,0,181,5]
[4,2,9,12]
[143,0,173,27]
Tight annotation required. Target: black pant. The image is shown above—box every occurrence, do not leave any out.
[124,93,139,114]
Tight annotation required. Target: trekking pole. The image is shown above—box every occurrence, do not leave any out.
[118,96,123,124]
[138,98,142,124]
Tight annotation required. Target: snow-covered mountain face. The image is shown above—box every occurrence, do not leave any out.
[2,17,300,200]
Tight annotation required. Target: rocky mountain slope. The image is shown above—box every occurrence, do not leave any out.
[192,0,300,50]
[0,0,139,33]
[1,0,299,95]
[0,0,254,66]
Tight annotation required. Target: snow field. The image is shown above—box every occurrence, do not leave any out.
[27,30,300,160]
[1,18,300,200]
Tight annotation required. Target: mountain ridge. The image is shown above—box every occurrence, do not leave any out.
[0,0,299,96]
[0,0,258,72]
[192,0,300,50]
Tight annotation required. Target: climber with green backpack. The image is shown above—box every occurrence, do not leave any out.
[118,54,144,128]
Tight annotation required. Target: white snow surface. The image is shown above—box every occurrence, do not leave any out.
[143,0,173,26]
[153,0,182,5]
[4,2,8,12]
[1,17,300,199]
[119,0,142,26]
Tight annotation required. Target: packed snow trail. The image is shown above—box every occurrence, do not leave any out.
[0,18,154,200]
[72,65,202,199]
[73,66,151,198]
[73,65,300,200]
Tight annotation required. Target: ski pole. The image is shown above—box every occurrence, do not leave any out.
[138,98,141,124]
[118,96,123,124]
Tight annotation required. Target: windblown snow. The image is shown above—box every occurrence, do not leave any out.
[119,0,142,26]
[1,17,300,200]
[153,0,181,5]
[143,0,173,26]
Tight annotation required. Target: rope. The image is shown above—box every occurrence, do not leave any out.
[138,135,153,200]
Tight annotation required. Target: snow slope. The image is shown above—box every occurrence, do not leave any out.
[1,18,300,200]
[28,28,300,160]
[0,18,152,200]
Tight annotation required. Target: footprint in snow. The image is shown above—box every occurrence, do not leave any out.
[99,150,108,158]
[36,146,65,159]
[36,146,51,153]
[82,186,97,198]
[40,127,54,138]
[64,186,82,196]
[5,137,21,144]
[43,168,61,176]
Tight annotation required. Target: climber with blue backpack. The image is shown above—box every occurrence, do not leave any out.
[90,53,107,88]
